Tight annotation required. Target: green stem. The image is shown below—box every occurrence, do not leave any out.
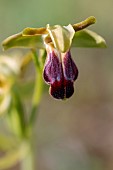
[21,49,44,170]
[7,85,26,139]
[28,49,44,129]
[21,144,34,170]
[30,68,43,126]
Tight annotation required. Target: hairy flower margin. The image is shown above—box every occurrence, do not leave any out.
[2,16,106,100]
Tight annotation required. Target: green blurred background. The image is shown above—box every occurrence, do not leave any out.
[0,0,113,170]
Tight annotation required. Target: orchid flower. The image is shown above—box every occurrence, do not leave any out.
[43,43,78,99]
[2,16,106,99]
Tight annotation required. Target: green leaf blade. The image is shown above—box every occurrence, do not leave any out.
[72,29,107,48]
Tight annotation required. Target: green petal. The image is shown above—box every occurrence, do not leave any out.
[2,32,45,50]
[47,24,75,53]
[72,29,107,48]
[23,27,48,36]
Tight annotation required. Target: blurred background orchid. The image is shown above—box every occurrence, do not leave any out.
[0,55,21,114]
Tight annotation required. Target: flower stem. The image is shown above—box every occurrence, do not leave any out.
[28,49,44,130]
[30,68,43,126]
[73,16,96,32]
[21,142,35,170]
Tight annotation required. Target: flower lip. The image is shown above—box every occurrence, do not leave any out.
[50,79,74,99]
[43,44,78,99]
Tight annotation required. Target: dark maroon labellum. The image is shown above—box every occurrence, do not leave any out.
[50,80,74,99]
[43,45,78,99]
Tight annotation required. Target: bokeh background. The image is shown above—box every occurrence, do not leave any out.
[0,0,113,170]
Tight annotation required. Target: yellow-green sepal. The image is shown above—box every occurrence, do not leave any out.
[2,32,45,50]
[73,29,107,48]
